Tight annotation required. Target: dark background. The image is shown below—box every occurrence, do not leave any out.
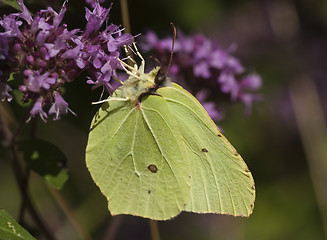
[1,0,327,239]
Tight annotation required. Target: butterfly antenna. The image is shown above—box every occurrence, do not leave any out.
[167,22,176,74]
[149,55,162,67]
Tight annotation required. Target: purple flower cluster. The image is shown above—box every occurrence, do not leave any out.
[142,31,262,120]
[0,0,133,121]
[86,0,106,8]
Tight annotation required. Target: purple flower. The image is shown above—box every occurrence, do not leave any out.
[142,30,262,120]
[0,82,13,102]
[30,97,48,121]
[84,2,111,37]
[49,92,74,120]
[225,56,244,74]
[240,73,262,90]
[17,0,33,24]
[0,0,133,121]
[80,7,133,92]
[23,71,56,93]
[195,90,222,121]
[218,72,239,100]
[193,61,211,78]
[85,0,105,8]
[202,102,222,121]
[209,49,228,69]
[0,15,23,38]
[240,93,261,115]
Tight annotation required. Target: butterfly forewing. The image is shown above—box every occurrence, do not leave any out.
[86,94,191,220]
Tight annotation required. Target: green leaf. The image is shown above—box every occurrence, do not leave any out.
[86,60,255,220]
[0,209,35,240]
[7,72,16,82]
[12,90,31,107]
[0,0,20,11]
[6,73,32,107]
[19,139,68,189]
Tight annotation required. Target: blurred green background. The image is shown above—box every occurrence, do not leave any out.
[1,0,327,239]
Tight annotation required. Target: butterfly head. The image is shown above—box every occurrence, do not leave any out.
[114,23,176,104]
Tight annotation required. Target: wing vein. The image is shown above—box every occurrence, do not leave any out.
[140,104,185,211]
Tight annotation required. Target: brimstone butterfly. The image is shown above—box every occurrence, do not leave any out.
[85,42,255,220]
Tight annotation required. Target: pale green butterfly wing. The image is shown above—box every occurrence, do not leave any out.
[86,91,191,220]
[157,83,255,216]
[86,50,255,220]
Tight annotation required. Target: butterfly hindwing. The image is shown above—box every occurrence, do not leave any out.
[157,83,255,216]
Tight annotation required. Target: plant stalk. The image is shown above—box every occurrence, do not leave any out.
[290,77,327,238]
[0,106,56,240]
[149,220,160,240]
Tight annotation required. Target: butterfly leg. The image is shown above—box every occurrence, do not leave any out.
[123,45,139,70]
[116,57,140,79]
[132,42,145,74]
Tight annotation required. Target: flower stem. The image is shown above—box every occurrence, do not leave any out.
[18,166,31,223]
[290,77,327,238]
[120,0,131,34]
[9,144,56,240]
[0,106,56,240]
[18,117,37,223]
[120,0,134,66]
[103,215,123,240]
[48,187,93,240]
[149,220,160,240]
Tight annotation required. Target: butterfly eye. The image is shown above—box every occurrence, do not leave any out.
[154,69,167,85]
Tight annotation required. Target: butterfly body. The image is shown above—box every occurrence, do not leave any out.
[116,66,160,104]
